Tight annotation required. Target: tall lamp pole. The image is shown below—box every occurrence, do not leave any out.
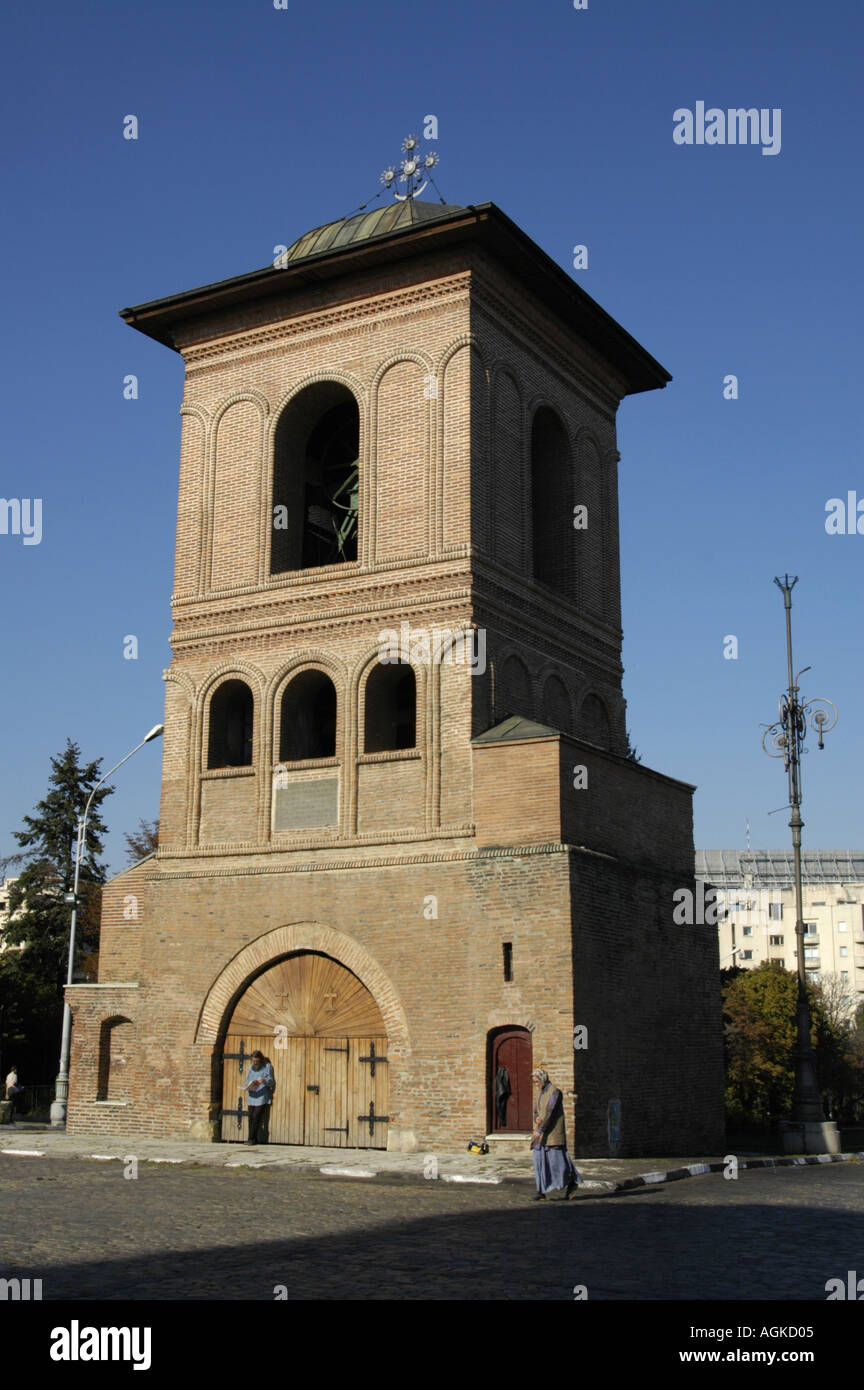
[50,724,163,1128]
[761,577,839,1154]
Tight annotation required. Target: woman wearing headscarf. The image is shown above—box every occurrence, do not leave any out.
[530,1068,578,1201]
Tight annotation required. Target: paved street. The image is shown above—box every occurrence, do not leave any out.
[1,1154,862,1300]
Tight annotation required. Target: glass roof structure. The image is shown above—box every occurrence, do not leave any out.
[695,849,864,888]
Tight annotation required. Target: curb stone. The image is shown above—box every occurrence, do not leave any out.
[613,1150,864,1193]
[4,1138,862,1195]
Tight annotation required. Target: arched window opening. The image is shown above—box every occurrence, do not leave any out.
[271,383,360,574]
[530,406,571,593]
[279,670,337,761]
[364,664,416,753]
[208,679,254,769]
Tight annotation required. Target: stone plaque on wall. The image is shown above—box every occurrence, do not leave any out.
[273,777,339,831]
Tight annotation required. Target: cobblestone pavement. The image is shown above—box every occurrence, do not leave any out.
[1,1153,861,1300]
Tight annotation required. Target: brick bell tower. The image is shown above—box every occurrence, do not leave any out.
[66,141,724,1156]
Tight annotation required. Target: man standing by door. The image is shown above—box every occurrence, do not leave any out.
[241,1051,274,1145]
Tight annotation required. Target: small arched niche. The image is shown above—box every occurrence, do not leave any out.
[279,670,337,762]
[530,406,572,595]
[364,664,416,753]
[208,679,254,769]
[271,382,360,573]
[580,692,611,750]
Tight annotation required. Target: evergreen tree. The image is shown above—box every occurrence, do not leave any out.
[0,741,112,1083]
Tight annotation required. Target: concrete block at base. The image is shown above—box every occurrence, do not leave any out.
[387,1130,417,1153]
[0,1100,13,1125]
[779,1120,841,1155]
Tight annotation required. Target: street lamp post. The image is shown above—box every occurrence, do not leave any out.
[49,724,163,1128]
[761,577,839,1155]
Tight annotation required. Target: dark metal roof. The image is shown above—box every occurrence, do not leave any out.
[280,199,466,263]
[472,716,561,744]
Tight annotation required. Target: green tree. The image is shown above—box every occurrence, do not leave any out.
[124,817,159,865]
[723,963,816,1126]
[723,962,864,1127]
[0,741,112,1083]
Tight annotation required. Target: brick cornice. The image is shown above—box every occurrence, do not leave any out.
[181,274,473,374]
[156,823,475,863]
[171,550,472,610]
[143,839,686,883]
[149,840,569,880]
[470,268,623,418]
[170,585,475,648]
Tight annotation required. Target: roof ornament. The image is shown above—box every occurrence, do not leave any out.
[380,134,440,201]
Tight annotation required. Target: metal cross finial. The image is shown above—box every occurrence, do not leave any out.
[380,134,440,201]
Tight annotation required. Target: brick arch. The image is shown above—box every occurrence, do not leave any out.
[197,666,265,768]
[370,350,434,393]
[525,393,577,453]
[436,331,485,375]
[490,365,526,569]
[498,651,533,721]
[573,427,607,615]
[541,670,572,734]
[268,650,347,707]
[198,661,266,705]
[267,652,348,762]
[210,389,270,435]
[268,371,367,436]
[371,358,429,560]
[195,922,410,1051]
[578,690,612,750]
[352,644,429,721]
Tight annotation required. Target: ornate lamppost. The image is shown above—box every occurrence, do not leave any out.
[761,576,840,1154]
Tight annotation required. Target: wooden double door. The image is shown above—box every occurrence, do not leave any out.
[220,953,389,1149]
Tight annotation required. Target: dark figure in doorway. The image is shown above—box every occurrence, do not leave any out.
[494,1065,511,1127]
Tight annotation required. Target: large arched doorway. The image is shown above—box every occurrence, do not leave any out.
[219,951,389,1148]
[488,1026,533,1133]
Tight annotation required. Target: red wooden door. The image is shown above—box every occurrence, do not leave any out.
[491,1028,533,1131]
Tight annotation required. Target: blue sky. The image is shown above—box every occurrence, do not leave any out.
[1,0,862,876]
